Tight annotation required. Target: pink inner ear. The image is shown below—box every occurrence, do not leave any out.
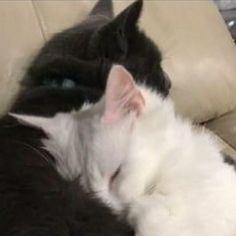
[103,65,145,123]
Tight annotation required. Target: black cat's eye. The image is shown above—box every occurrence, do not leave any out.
[42,78,77,89]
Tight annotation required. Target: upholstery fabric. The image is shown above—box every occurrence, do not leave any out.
[0,0,44,116]
[206,110,236,153]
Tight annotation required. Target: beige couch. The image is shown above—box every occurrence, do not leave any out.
[1,0,236,159]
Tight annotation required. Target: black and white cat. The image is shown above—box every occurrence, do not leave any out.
[0,0,171,235]
[13,65,236,236]
[15,0,170,117]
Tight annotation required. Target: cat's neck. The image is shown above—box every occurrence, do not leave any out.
[41,113,81,180]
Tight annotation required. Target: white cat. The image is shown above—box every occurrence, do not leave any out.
[12,65,236,236]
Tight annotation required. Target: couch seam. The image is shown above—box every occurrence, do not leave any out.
[206,126,236,154]
[31,0,47,42]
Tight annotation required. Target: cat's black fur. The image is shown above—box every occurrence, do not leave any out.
[0,116,133,236]
[22,0,170,103]
[224,154,236,170]
[0,0,171,235]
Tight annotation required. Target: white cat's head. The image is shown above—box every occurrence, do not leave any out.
[13,66,171,214]
[11,65,167,211]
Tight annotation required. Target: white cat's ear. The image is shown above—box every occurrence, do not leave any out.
[9,113,54,134]
[102,65,145,123]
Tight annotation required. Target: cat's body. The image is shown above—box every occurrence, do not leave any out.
[0,107,133,236]
[14,65,236,236]
[114,87,236,236]
[0,0,172,235]
[4,0,235,235]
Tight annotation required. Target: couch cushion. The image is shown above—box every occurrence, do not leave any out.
[206,110,236,156]
[205,126,236,161]
[134,1,236,123]
[0,1,44,116]
[33,1,91,40]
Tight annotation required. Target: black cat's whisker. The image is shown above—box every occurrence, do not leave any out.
[12,139,53,165]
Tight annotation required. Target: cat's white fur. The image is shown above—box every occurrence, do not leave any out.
[12,65,236,236]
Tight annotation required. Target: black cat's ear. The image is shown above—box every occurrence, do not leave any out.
[89,0,114,19]
[93,0,143,59]
[111,0,143,34]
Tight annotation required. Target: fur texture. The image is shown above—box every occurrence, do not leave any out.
[0,0,173,234]
[0,113,133,236]
[14,65,236,236]
[2,0,170,234]
[22,0,170,98]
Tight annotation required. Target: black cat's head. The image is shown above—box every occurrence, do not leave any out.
[27,0,171,96]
